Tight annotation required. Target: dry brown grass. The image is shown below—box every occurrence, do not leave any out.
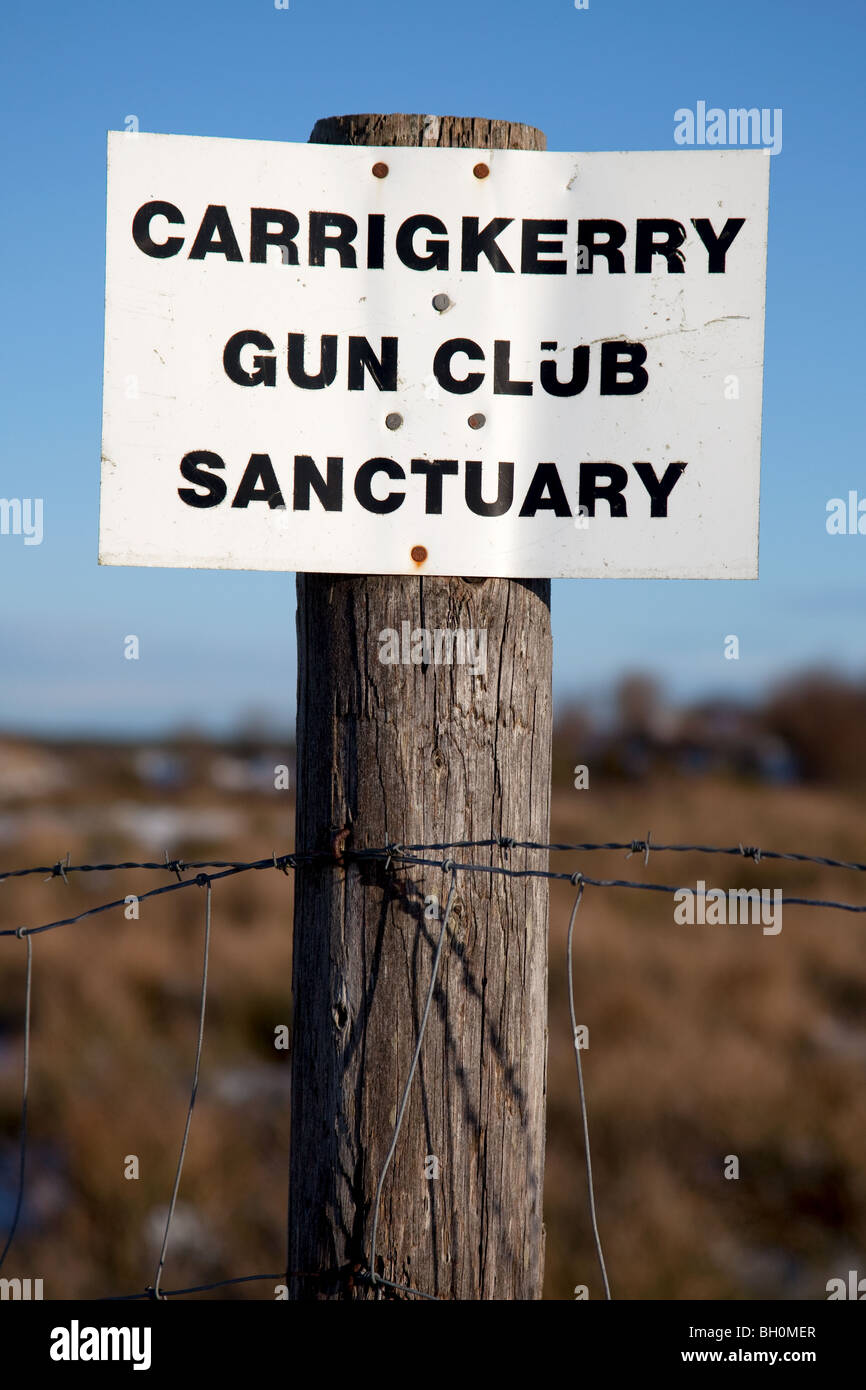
[544,777,866,1300]
[1,767,865,1299]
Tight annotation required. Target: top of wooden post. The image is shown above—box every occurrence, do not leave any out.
[309,113,546,151]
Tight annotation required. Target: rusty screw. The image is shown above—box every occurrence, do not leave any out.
[372,161,389,179]
[468,413,486,430]
[410,545,427,564]
[473,162,490,179]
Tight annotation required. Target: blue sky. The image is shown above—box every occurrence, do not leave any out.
[0,0,863,735]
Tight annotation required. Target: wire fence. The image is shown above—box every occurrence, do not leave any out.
[2,836,866,1301]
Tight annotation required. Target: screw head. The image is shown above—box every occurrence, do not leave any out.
[372,161,389,179]
[385,412,403,431]
[432,293,451,312]
[473,162,490,180]
[410,545,428,564]
[468,413,486,430]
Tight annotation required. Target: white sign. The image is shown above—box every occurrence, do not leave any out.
[100,133,769,578]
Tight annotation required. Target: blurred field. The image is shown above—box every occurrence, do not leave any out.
[1,726,866,1300]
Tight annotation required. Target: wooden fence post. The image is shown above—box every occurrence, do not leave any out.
[288,113,552,1300]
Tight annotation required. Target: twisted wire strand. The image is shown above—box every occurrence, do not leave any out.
[151,879,212,1300]
[566,880,611,1300]
[3,844,866,942]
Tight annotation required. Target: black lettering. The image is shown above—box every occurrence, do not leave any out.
[132,201,185,258]
[599,341,648,395]
[354,458,405,514]
[579,463,629,517]
[461,217,514,272]
[178,451,226,508]
[635,219,686,273]
[465,461,514,517]
[293,455,344,511]
[188,205,243,261]
[691,217,746,273]
[308,212,358,268]
[287,333,338,389]
[521,219,567,274]
[540,346,589,397]
[367,213,385,269]
[493,341,532,395]
[577,220,626,274]
[518,463,572,517]
[410,459,459,514]
[250,208,300,265]
[433,338,485,394]
[396,215,449,271]
[347,336,398,391]
[223,330,276,387]
[231,453,285,508]
[632,461,687,516]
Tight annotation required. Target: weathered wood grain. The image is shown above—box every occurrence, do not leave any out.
[288,115,552,1301]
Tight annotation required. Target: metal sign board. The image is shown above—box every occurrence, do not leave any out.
[100,133,769,578]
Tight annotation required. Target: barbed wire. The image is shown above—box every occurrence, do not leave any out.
[3,838,866,941]
[4,833,866,887]
[107,1269,440,1301]
[2,835,865,1300]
